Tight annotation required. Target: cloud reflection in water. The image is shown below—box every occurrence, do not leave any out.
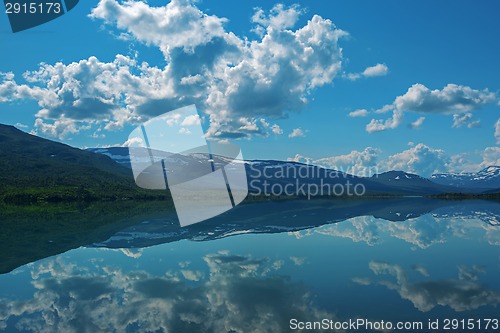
[0,252,336,333]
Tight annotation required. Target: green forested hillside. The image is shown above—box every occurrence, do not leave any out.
[0,124,167,203]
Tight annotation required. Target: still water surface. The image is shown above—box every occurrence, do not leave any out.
[0,199,499,332]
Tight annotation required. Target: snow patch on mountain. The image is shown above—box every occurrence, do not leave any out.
[431,166,500,189]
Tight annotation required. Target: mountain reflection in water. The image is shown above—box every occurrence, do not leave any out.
[0,198,498,333]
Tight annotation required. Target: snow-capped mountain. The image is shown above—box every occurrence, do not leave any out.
[87,147,468,195]
[368,170,453,194]
[87,147,133,168]
[86,147,499,191]
[431,166,500,190]
[371,170,426,182]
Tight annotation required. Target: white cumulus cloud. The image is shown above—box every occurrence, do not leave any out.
[33,117,87,140]
[288,143,496,177]
[288,128,305,138]
[362,63,389,77]
[384,143,449,177]
[180,114,201,126]
[366,261,500,312]
[91,0,348,139]
[251,3,304,35]
[365,83,496,133]
[480,147,500,168]
[365,109,403,133]
[122,136,144,147]
[314,147,380,176]
[345,63,389,81]
[287,153,313,164]
[348,109,369,118]
[0,1,351,141]
[271,124,283,135]
[452,113,480,128]
[410,116,425,129]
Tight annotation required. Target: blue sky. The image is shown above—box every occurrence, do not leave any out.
[0,0,499,176]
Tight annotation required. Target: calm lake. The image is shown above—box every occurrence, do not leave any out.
[1,198,499,332]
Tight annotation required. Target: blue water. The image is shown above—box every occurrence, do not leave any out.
[0,202,499,332]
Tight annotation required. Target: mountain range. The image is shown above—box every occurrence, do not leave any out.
[2,196,498,273]
[1,124,499,205]
[90,197,500,250]
[431,166,500,189]
[1,124,499,273]
[88,146,500,195]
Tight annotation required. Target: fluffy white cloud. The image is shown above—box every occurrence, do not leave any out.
[409,116,425,129]
[180,114,201,126]
[412,264,430,277]
[314,147,380,176]
[348,109,368,118]
[119,248,142,258]
[289,256,306,266]
[297,211,500,248]
[33,117,86,139]
[345,73,361,81]
[366,261,500,312]
[365,83,496,133]
[90,0,231,56]
[345,63,389,81]
[1,1,350,140]
[288,128,305,138]
[180,269,203,281]
[365,109,403,133]
[288,143,499,177]
[271,124,283,135]
[447,152,482,173]
[480,147,500,168]
[457,265,485,282]
[92,0,348,139]
[122,136,144,147]
[452,113,480,128]
[362,63,389,77]
[386,144,500,175]
[1,55,170,137]
[0,73,14,101]
[385,143,449,177]
[393,84,495,114]
[317,216,382,246]
[0,252,336,333]
[205,11,347,139]
[178,127,191,134]
[287,153,313,164]
[251,4,304,35]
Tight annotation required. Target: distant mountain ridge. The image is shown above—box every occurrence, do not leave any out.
[368,170,451,194]
[245,159,458,195]
[90,198,500,250]
[88,147,133,168]
[431,166,500,190]
[1,125,497,202]
[86,147,492,195]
